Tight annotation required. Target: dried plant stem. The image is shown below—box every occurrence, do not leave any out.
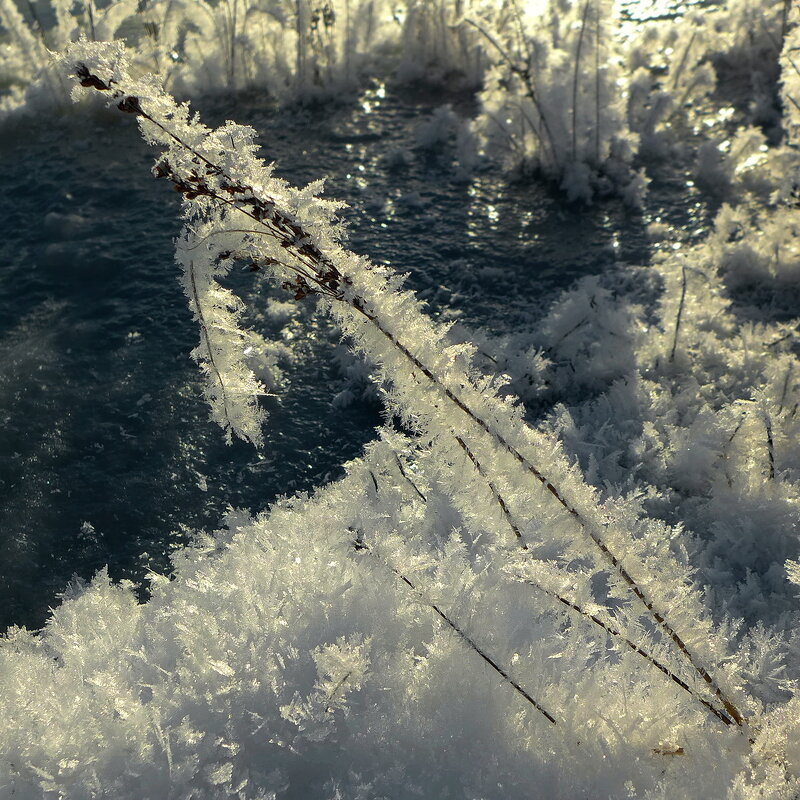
[325,671,352,712]
[77,65,745,729]
[669,264,687,363]
[778,365,793,415]
[352,299,743,727]
[670,31,696,95]
[455,435,528,550]
[723,414,746,488]
[543,316,589,355]
[368,469,379,494]
[354,537,558,725]
[453,434,737,728]
[664,31,709,122]
[522,575,733,727]
[393,452,427,502]
[766,327,799,349]
[347,239,745,729]
[764,410,776,480]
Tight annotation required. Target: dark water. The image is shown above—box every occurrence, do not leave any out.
[0,84,705,630]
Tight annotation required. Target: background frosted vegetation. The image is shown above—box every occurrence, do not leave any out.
[2,0,800,797]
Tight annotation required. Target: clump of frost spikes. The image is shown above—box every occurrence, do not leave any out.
[1,36,797,798]
[468,0,647,204]
[0,0,477,111]
[1,0,797,211]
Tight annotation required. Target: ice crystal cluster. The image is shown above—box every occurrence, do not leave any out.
[469,0,647,203]
[3,1,800,798]
[0,0,793,202]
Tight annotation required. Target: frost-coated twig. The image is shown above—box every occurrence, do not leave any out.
[324,670,352,712]
[517,572,733,728]
[594,3,601,165]
[766,328,799,350]
[454,434,527,549]
[723,414,746,488]
[187,261,233,430]
[68,51,745,729]
[353,536,558,726]
[542,316,589,354]
[357,295,745,726]
[779,17,800,121]
[777,364,793,415]
[669,31,696,95]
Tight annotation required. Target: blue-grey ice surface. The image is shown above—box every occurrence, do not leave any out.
[0,85,707,630]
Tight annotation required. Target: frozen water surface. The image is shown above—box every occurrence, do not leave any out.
[0,85,710,630]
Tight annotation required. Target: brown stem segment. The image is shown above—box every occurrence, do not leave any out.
[356,538,557,725]
[455,435,528,550]
[393,452,427,502]
[669,264,687,363]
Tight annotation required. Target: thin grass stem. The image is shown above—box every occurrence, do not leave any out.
[669,264,687,363]
[594,3,601,165]
[393,452,427,502]
[354,536,558,725]
[764,410,776,479]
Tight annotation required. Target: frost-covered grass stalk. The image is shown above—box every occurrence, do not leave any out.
[396,0,487,89]
[0,0,70,108]
[63,44,749,730]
